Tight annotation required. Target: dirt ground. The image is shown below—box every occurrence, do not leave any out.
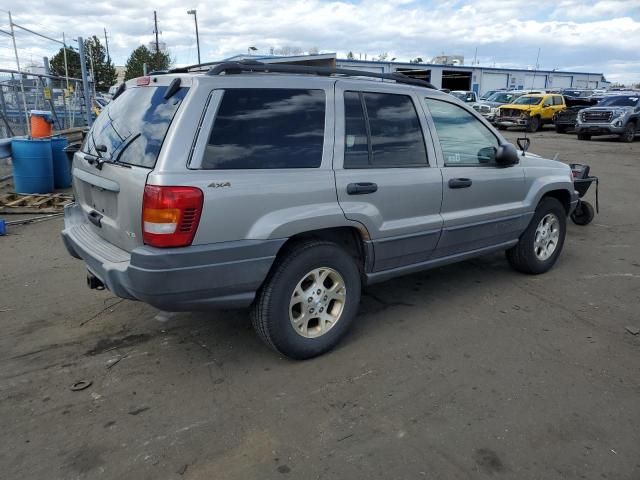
[1,129,639,480]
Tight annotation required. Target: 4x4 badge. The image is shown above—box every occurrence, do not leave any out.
[208,181,231,188]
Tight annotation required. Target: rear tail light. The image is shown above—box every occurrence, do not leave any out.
[142,185,203,248]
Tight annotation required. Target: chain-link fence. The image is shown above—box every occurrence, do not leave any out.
[0,69,93,139]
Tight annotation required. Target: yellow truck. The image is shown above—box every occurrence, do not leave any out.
[496,94,566,132]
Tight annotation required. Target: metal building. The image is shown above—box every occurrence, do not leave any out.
[225,53,608,94]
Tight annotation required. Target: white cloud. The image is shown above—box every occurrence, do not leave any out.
[0,0,638,83]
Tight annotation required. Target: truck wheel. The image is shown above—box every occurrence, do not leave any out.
[506,197,567,275]
[555,125,567,134]
[577,134,591,141]
[251,241,362,359]
[526,116,540,133]
[619,123,635,143]
[571,201,595,226]
[497,125,507,131]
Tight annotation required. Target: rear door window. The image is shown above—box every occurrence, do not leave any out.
[83,85,189,168]
[344,91,428,168]
[202,88,325,169]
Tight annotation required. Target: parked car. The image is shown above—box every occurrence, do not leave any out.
[61,63,577,359]
[553,97,598,133]
[479,89,505,101]
[575,94,640,142]
[473,91,525,123]
[556,88,593,98]
[496,93,566,132]
[450,90,479,104]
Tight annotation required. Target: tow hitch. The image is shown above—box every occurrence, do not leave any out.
[87,272,105,290]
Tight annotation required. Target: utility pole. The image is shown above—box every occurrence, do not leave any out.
[153,11,160,54]
[104,28,110,62]
[8,11,31,136]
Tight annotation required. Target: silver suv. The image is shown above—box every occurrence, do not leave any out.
[62,62,578,359]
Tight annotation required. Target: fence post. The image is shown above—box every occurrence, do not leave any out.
[8,11,31,137]
[77,37,93,128]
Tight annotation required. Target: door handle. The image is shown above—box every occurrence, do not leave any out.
[347,182,378,195]
[448,178,473,189]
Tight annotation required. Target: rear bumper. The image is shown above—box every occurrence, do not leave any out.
[61,203,284,311]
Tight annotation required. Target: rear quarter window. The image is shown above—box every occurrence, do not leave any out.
[201,88,326,169]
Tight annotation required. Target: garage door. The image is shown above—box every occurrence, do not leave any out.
[574,79,598,89]
[481,73,508,95]
[551,75,572,88]
[524,74,547,89]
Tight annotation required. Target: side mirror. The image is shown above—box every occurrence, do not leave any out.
[495,143,519,167]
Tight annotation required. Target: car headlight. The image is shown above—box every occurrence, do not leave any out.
[612,109,627,119]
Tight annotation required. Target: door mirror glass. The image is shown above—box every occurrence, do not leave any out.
[495,143,519,166]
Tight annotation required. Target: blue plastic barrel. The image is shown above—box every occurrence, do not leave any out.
[51,136,71,188]
[11,138,54,194]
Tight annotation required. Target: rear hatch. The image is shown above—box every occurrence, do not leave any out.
[72,77,189,252]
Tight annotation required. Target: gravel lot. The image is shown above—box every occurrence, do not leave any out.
[1,129,639,480]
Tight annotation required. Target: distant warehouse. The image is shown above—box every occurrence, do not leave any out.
[224,53,608,94]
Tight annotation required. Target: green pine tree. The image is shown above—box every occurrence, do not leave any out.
[84,36,117,92]
[49,46,81,79]
[124,45,172,81]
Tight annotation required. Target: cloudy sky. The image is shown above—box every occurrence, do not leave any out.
[1,0,639,83]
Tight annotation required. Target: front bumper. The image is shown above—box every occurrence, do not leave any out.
[496,116,529,127]
[575,123,625,135]
[61,203,285,311]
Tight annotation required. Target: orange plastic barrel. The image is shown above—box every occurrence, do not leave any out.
[30,110,53,138]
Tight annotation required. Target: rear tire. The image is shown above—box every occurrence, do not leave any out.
[619,123,635,143]
[571,201,595,225]
[506,197,567,274]
[577,133,591,140]
[251,241,362,360]
[526,116,540,133]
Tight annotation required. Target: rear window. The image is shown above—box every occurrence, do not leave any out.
[201,88,326,169]
[83,85,189,168]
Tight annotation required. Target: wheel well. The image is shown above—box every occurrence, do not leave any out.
[542,190,571,215]
[276,227,369,272]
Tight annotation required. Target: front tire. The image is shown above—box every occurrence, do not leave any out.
[577,133,591,141]
[555,124,567,134]
[526,116,540,133]
[506,197,567,274]
[251,241,362,359]
[619,123,635,143]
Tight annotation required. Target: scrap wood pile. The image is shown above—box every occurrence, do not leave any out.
[0,192,73,214]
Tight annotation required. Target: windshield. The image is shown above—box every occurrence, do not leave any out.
[597,96,639,107]
[82,85,189,168]
[513,96,542,105]
[487,92,519,103]
[451,91,475,102]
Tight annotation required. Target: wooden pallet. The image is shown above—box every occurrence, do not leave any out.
[0,192,73,214]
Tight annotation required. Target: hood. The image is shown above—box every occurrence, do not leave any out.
[498,104,537,112]
[477,101,504,108]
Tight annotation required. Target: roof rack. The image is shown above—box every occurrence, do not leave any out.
[199,61,436,89]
